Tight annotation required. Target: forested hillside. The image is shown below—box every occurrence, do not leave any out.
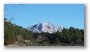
[4,18,84,46]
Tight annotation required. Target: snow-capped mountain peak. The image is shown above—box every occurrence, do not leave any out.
[27,22,63,33]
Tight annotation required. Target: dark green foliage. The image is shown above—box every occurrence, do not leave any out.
[4,18,84,46]
[4,18,34,46]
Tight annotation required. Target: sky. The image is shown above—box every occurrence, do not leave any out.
[4,4,84,29]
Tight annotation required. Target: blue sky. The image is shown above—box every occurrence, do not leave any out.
[4,4,84,29]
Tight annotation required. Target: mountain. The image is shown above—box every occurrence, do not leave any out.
[27,22,63,33]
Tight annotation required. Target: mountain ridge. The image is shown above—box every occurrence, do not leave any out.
[27,22,63,33]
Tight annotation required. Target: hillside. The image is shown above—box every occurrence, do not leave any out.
[4,18,84,46]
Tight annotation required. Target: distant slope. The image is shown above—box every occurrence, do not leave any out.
[27,22,63,33]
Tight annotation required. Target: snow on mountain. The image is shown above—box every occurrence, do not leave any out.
[27,22,63,33]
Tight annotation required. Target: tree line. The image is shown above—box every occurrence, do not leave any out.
[4,18,84,46]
